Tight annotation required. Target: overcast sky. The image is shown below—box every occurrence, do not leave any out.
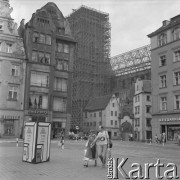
[10,0,180,57]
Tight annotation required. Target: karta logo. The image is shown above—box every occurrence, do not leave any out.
[107,158,179,179]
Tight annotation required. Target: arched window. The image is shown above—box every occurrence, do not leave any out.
[158,33,167,47]
[172,27,180,41]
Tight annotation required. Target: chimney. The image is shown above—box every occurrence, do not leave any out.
[162,20,170,26]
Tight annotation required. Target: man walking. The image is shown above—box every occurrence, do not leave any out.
[91,126,109,168]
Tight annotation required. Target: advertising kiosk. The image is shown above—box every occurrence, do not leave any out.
[23,122,51,164]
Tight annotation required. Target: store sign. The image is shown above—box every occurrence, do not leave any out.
[159,117,180,122]
[28,110,48,115]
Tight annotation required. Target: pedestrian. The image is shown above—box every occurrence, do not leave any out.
[83,130,98,167]
[91,126,109,168]
[162,132,166,146]
[58,135,65,149]
[155,134,158,143]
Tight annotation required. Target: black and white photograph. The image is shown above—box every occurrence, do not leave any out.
[0,0,180,179]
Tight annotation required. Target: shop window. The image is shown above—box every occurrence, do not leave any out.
[11,64,20,76]
[29,94,48,109]
[53,97,67,112]
[8,85,18,100]
[30,71,49,87]
[54,77,67,92]
[4,120,14,135]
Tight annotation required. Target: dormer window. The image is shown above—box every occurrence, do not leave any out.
[172,27,180,41]
[158,33,167,47]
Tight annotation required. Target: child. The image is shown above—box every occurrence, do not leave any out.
[83,130,98,167]
[58,135,65,149]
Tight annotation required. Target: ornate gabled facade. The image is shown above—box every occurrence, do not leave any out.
[22,2,75,138]
[0,0,26,138]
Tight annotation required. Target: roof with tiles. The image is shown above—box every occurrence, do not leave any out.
[85,94,112,112]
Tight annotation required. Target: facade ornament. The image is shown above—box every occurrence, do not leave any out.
[0,0,13,18]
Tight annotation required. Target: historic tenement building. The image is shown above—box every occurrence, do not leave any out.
[148,14,180,142]
[0,0,26,138]
[22,2,75,138]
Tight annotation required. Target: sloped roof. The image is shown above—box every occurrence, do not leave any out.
[148,14,180,37]
[142,80,151,93]
[85,94,112,111]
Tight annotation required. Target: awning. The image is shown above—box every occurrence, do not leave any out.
[3,115,20,120]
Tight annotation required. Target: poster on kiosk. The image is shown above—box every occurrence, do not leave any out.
[23,122,51,164]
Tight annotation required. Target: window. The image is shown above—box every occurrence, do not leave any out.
[94,113,96,117]
[146,106,151,113]
[57,43,63,52]
[90,122,92,126]
[46,35,51,45]
[115,111,117,116]
[135,118,140,127]
[7,44,12,53]
[39,52,45,64]
[57,59,69,71]
[146,118,151,127]
[112,103,114,107]
[29,94,48,109]
[93,122,96,126]
[111,120,113,125]
[99,111,102,117]
[32,51,38,62]
[11,65,20,76]
[33,32,39,43]
[111,111,113,116]
[54,78,67,92]
[114,132,117,136]
[87,122,89,127]
[64,44,69,53]
[53,97,66,112]
[8,85,18,100]
[135,106,140,114]
[99,121,102,125]
[173,27,180,41]
[160,97,167,111]
[0,22,3,31]
[85,112,87,118]
[115,120,117,126]
[174,71,180,85]
[56,42,69,53]
[147,95,150,101]
[45,53,50,64]
[174,50,180,62]
[39,34,45,44]
[159,55,166,66]
[159,75,166,88]
[30,71,49,87]
[158,33,167,46]
[175,95,180,110]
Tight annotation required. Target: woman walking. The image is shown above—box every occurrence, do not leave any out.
[83,130,98,167]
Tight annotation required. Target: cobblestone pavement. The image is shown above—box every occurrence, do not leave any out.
[0,140,180,180]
